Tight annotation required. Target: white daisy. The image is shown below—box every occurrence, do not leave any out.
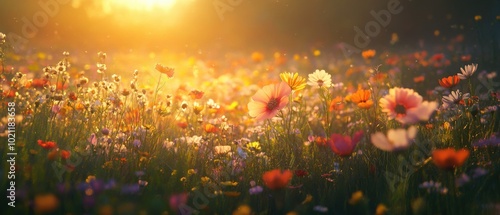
[442,90,470,109]
[457,63,478,80]
[307,69,332,88]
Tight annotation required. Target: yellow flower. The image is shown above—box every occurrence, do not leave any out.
[280,72,307,91]
[348,191,364,205]
[220,181,238,186]
[180,177,187,182]
[187,169,197,175]
[201,176,211,184]
[232,204,252,215]
[86,175,96,183]
[247,141,261,151]
[171,170,177,176]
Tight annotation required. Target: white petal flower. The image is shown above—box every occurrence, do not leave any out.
[307,69,332,88]
[441,90,469,109]
[371,126,417,151]
[457,63,478,80]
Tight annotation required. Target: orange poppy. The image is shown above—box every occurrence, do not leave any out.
[314,136,327,146]
[189,90,204,100]
[262,169,293,190]
[37,140,57,149]
[329,96,344,111]
[432,148,469,170]
[204,124,218,133]
[30,78,49,89]
[362,49,376,59]
[350,88,373,109]
[438,75,460,88]
[413,75,425,83]
[60,150,71,160]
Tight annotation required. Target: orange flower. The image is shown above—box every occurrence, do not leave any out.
[204,124,219,133]
[177,120,188,129]
[34,193,60,214]
[47,149,59,160]
[413,75,425,83]
[432,148,470,170]
[350,88,373,109]
[329,96,344,111]
[30,78,49,89]
[438,75,460,88]
[155,63,175,78]
[314,136,327,146]
[262,169,293,190]
[37,140,57,149]
[189,90,204,100]
[362,49,376,59]
[60,150,71,160]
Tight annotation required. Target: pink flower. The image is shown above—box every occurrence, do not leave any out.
[379,87,437,124]
[169,192,188,213]
[248,82,291,121]
[327,131,364,157]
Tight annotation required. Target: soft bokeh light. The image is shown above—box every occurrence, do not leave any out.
[107,0,177,11]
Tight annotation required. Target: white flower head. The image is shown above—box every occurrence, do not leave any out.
[442,90,470,109]
[457,63,478,80]
[371,126,418,151]
[307,69,332,88]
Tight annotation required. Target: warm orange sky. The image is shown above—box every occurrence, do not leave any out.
[0,0,498,53]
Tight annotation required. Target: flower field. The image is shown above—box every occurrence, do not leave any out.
[1,30,500,215]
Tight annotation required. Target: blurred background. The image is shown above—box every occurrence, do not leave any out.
[0,0,499,57]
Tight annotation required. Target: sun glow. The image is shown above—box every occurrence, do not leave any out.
[108,0,177,11]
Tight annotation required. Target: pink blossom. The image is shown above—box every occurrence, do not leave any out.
[379,87,437,124]
[248,82,291,121]
[327,131,364,157]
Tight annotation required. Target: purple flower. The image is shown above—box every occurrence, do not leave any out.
[104,179,117,190]
[472,167,488,179]
[249,186,263,195]
[473,135,500,147]
[313,205,328,213]
[101,128,110,135]
[135,171,145,177]
[121,184,140,194]
[455,173,470,187]
[133,139,142,148]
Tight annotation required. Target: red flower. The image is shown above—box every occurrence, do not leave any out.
[60,150,71,160]
[432,148,470,170]
[262,169,293,190]
[327,131,364,157]
[431,53,445,62]
[438,75,460,88]
[37,140,57,149]
[294,170,308,177]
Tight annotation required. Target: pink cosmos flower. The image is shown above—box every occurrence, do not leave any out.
[248,82,292,121]
[327,131,364,157]
[379,87,438,124]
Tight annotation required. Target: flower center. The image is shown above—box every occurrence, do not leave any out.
[317,80,324,87]
[267,98,280,110]
[395,104,406,114]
